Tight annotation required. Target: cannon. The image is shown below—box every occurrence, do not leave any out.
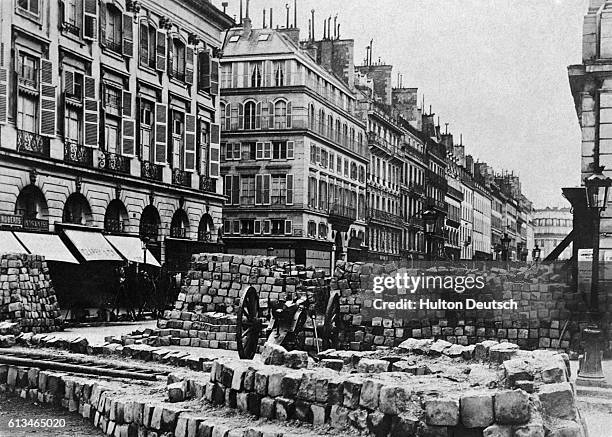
[236,285,341,359]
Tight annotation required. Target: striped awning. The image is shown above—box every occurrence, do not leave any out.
[14,232,79,263]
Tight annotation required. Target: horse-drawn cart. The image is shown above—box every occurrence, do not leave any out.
[236,285,342,359]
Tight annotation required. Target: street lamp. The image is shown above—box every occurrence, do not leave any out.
[500,233,511,261]
[531,244,541,263]
[422,209,438,261]
[577,165,612,387]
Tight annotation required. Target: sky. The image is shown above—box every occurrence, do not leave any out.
[212,0,589,208]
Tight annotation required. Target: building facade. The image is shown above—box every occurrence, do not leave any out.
[533,207,573,260]
[0,0,232,273]
[219,20,367,271]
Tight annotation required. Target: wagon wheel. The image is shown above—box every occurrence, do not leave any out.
[322,292,341,351]
[236,286,261,359]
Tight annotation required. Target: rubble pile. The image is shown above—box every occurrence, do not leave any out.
[152,253,329,351]
[332,261,585,352]
[0,254,62,333]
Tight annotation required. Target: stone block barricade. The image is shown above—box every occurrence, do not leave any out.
[153,253,330,352]
[331,260,605,352]
[0,253,62,333]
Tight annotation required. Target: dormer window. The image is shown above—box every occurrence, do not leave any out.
[228,35,240,43]
[258,34,270,41]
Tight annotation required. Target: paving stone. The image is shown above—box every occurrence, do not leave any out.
[356,358,389,373]
[342,378,362,409]
[425,397,459,426]
[460,393,494,428]
[330,405,349,429]
[168,381,188,403]
[281,373,301,398]
[275,397,295,421]
[261,343,286,366]
[483,424,513,437]
[538,382,575,420]
[348,409,368,430]
[390,413,419,437]
[494,390,530,425]
[284,350,308,369]
[259,397,276,419]
[367,410,392,437]
[359,378,383,410]
[311,404,330,426]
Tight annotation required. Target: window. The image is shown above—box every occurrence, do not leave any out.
[271,175,287,205]
[320,150,328,168]
[228,35,240,43]
[105,5,122,53]
[244,101,257,130]
[256,142,271,160]
[318,180,328,210]
[274,100,287,129]
[240,219,255,235]
[272,141,288,160]
[18,0,39,15]
[139,99,154,161]
[308,177,317,207]
[318,223,328,239]
[329,152,334,172]
[171,111,184,169]
[139,23,157,69]
[225,142,241,161]
[172,39,186,80]
[241,142,257,160]
[221,64,232,89]
[17,94,38,133]
[251,63,262,87]
[104,85,121,117]
[65,107,82,144]
[255,174,271,205]
[258,34,270,42]
[308,221,317,237]
[105,118,120,154]
[224,175,240,205]
[310,144,318,163]
[337,156,342,174]
[351,162,357,180]
[344,159,349,177]
[240,175,256,205]
[274,61,285,86]
[224,220,231,234]
[18,52,38,89]
[271,219,285,235]
[62,0,80,32]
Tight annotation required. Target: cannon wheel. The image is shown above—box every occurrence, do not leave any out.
[236,286,261,359]
[322,292,341,351]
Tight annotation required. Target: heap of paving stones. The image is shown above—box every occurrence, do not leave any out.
[150,253,329,351]
[0,253,62,333]
[332,260,589,352]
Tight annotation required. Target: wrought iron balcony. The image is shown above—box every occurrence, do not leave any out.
[328,202,357,221]
[170,227,187,238]
[104,219,125,234]
[367,209,404,226]
[200,176,217,193]
[61,21,80,36]
[104,39,122,54]
[141,161,164,182]
[17,130,50,157]
[170,68,186,82]
[98,151,131,175]
[64,141,93,167]
[139,223,159,241]
[172,168,192,188]
[198,230,212,242]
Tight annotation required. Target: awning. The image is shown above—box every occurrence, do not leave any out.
[14,232,79,264]
[62,229,123,262]
[0,231,28,254]
[105,235,161,267]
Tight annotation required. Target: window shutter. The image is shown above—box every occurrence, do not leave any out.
[184,114,196,171]
[232,175,240,205]
[255,102,262,129]
[238,102,244,130]
[285,220,292,235]
[167,39,173,77]
[122,14,133,57]
[286,101,292,128]
[255,175,262,205]
[224,175,232,204]
[254,220,261,235]
[99,2,106,45]
[256,142,263,160]
[263,174,271,205]
[286,174,293,205]
[0,67,8,124]
[121,90,135,156]
[210,60,219,95]
[185,47,194,85]
[287,141,294,159]
[268,101,274,129]
[84,76,98,147]
[198,50,210,91]
[156,31,166,72]
[39,60,56,137]
[64,70,74,96]
[209,123,220,177]
[83,0,97,41]
[154,103,167,164]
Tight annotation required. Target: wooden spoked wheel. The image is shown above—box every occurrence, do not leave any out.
[236,286,261,359]
[322,292,341,351]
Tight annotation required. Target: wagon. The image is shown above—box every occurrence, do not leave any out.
[236,285,342,359]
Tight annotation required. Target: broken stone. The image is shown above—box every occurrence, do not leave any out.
[494,390,530,424]
[538,382,576,420]
[424,397,459,426]
[460,393,494,428]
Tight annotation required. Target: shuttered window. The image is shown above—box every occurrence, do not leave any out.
[121,90,135,156]
[154,103,167,164]
[84,76,98,147]
[184,114,196,171]
[209,123,220,177]
[39,60,56,137]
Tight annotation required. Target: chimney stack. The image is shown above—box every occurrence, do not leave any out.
[323,18,326,39]
[334,15,337,39]
[239,0,243,24]
[270,8,273,28]
[286,3,290,28]
[263,9,266,28]
[294,0,297,28]
[337,23,340,39]
[311,9,315,40]
[245,0,250,19]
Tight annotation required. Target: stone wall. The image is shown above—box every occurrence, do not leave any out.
[331,261,608,352]
[0,253,62,333]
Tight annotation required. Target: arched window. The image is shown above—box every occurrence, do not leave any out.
[335,119,341,143]
[171,38,186,79]
[170,209,189,239]
[318,223,328,239]
[244,101,257,130]
[350,162,357,180]
[140,205,161,241]
[359,165,365,183]
[328,115,333,138]
[251,63,262,87]
[104,199,129,234]
[222,102,231,131]
[198,214,215,242]
[319,109,325,134]
[274,100,287,129]
[343,123,348,146]
[63,193,92,226]
[307,221,317,237]
[15,185,49,231]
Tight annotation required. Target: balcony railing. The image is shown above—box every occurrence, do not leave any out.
[170,227,187,239]
[170,68,186,82]
[200,176,217,193]
[61,21,80,36]
[104,219,125,234]
[368,131,400,156]
[141,161,164,182]
[98,151,131,174]
[103,39,122,54]
[17,130,50,157]
[367,209,404,226]
[198,230,212,242]
[427,198,449,213]
[328,202,357,221]
[172,169,192,188]
[223,113,366,157]
[140,223,159,241]
[0,213,48,232]
[408,183,426,196]
[64,141,93,167]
